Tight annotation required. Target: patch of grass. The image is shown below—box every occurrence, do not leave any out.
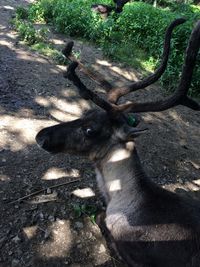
[72,203,97,224]
[31,42,67,64]
[12,16,49,45]
[103,41,156,74]
[16,6,29,20]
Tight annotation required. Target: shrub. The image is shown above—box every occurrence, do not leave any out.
[17,0,200,96]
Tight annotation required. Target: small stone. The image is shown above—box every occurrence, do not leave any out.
[12,235,21,243]
[11,259,20,267]
[75,221,84,229]
[77,243,82,249]
[48,215,55,222]
[98,244,106,254]
[2,158,6,163]
[39,213,44,220]
[44,230,50,239]
[46,188,51,194]
[8,251,13,256]
[86,232,92,239]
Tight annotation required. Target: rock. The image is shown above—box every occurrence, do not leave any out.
[12,235,21,243]
[98,243,106,254]
[74,221,84,229]
[77,243,82,249]
[44,230,50,239]
[11,259,20,267]
[48,215,55,222]
[46,188,51,194]
[39,212,44,220]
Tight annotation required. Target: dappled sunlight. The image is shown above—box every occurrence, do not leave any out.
[109,65,138,81]
[168,110,190,127]
[35,95,90,121]
[0,39,13,46]
[23,225,38,239]
[72,187,95,198]
[38,219,72,258]
[50,109,78,121]
[49,96,90,115]
[164,177,200,196]
[96,59,138,82]
[35,96,50,107]
[1,5,14,10]
[107,179,121,192]
[16,51,48,64]
[0,113,56,151]
[42,167,80,180]
[192,178,200,187]
[51,38,65,45]
[48,96,90,121]
[0,174,10,182]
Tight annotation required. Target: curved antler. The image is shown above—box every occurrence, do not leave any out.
[62,41,113,90]
[63,18,185,101]
[113,19,200,113]
[65,61,115,114]
[64,19,200,115]
[107,18,186,103]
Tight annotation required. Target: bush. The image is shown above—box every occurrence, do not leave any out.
[20,0,200,96]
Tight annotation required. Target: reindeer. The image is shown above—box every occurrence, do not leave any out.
[91,0,130,17]
[36,19,200,266]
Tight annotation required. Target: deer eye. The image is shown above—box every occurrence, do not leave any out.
[84,127,96,138]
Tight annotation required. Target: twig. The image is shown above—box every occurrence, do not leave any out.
[8,178,81,204]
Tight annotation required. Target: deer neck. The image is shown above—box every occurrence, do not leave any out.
[93,141,150,204]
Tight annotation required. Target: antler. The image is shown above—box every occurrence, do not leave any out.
[113,19,200,113]
[65,19,200,114]
[63,18,186,104]
[65,61,115,114]
[107,18,186,103]
[62,41,113,90]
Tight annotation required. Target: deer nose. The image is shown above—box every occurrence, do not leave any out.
[35,132,49,149]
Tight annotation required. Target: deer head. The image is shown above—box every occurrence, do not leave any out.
[36,19,200,159]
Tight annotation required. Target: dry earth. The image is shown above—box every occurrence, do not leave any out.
[0,1,200,266]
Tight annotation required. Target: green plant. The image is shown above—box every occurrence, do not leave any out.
[72,203,97,224]
[18,22,37,45]
[16,6,29,19]
[14,0,200,97]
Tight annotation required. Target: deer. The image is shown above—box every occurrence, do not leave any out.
[36,18,200,266]
[91,0,130,17]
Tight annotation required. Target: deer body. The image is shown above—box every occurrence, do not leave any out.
[36,19,200,266]
[93,139,200,266]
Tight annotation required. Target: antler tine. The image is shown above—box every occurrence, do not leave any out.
[107,18,186,104]
[62,41,113,90]
[65,61,115,113]
[114,20,200,113]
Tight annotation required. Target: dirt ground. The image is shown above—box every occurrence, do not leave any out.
[0,1,200,266]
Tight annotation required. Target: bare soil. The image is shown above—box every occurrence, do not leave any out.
[0,1,200,267]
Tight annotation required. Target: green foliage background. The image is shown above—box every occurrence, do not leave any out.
[16,0,200,97]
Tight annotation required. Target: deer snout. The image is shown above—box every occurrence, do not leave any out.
[35,130,50,151]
